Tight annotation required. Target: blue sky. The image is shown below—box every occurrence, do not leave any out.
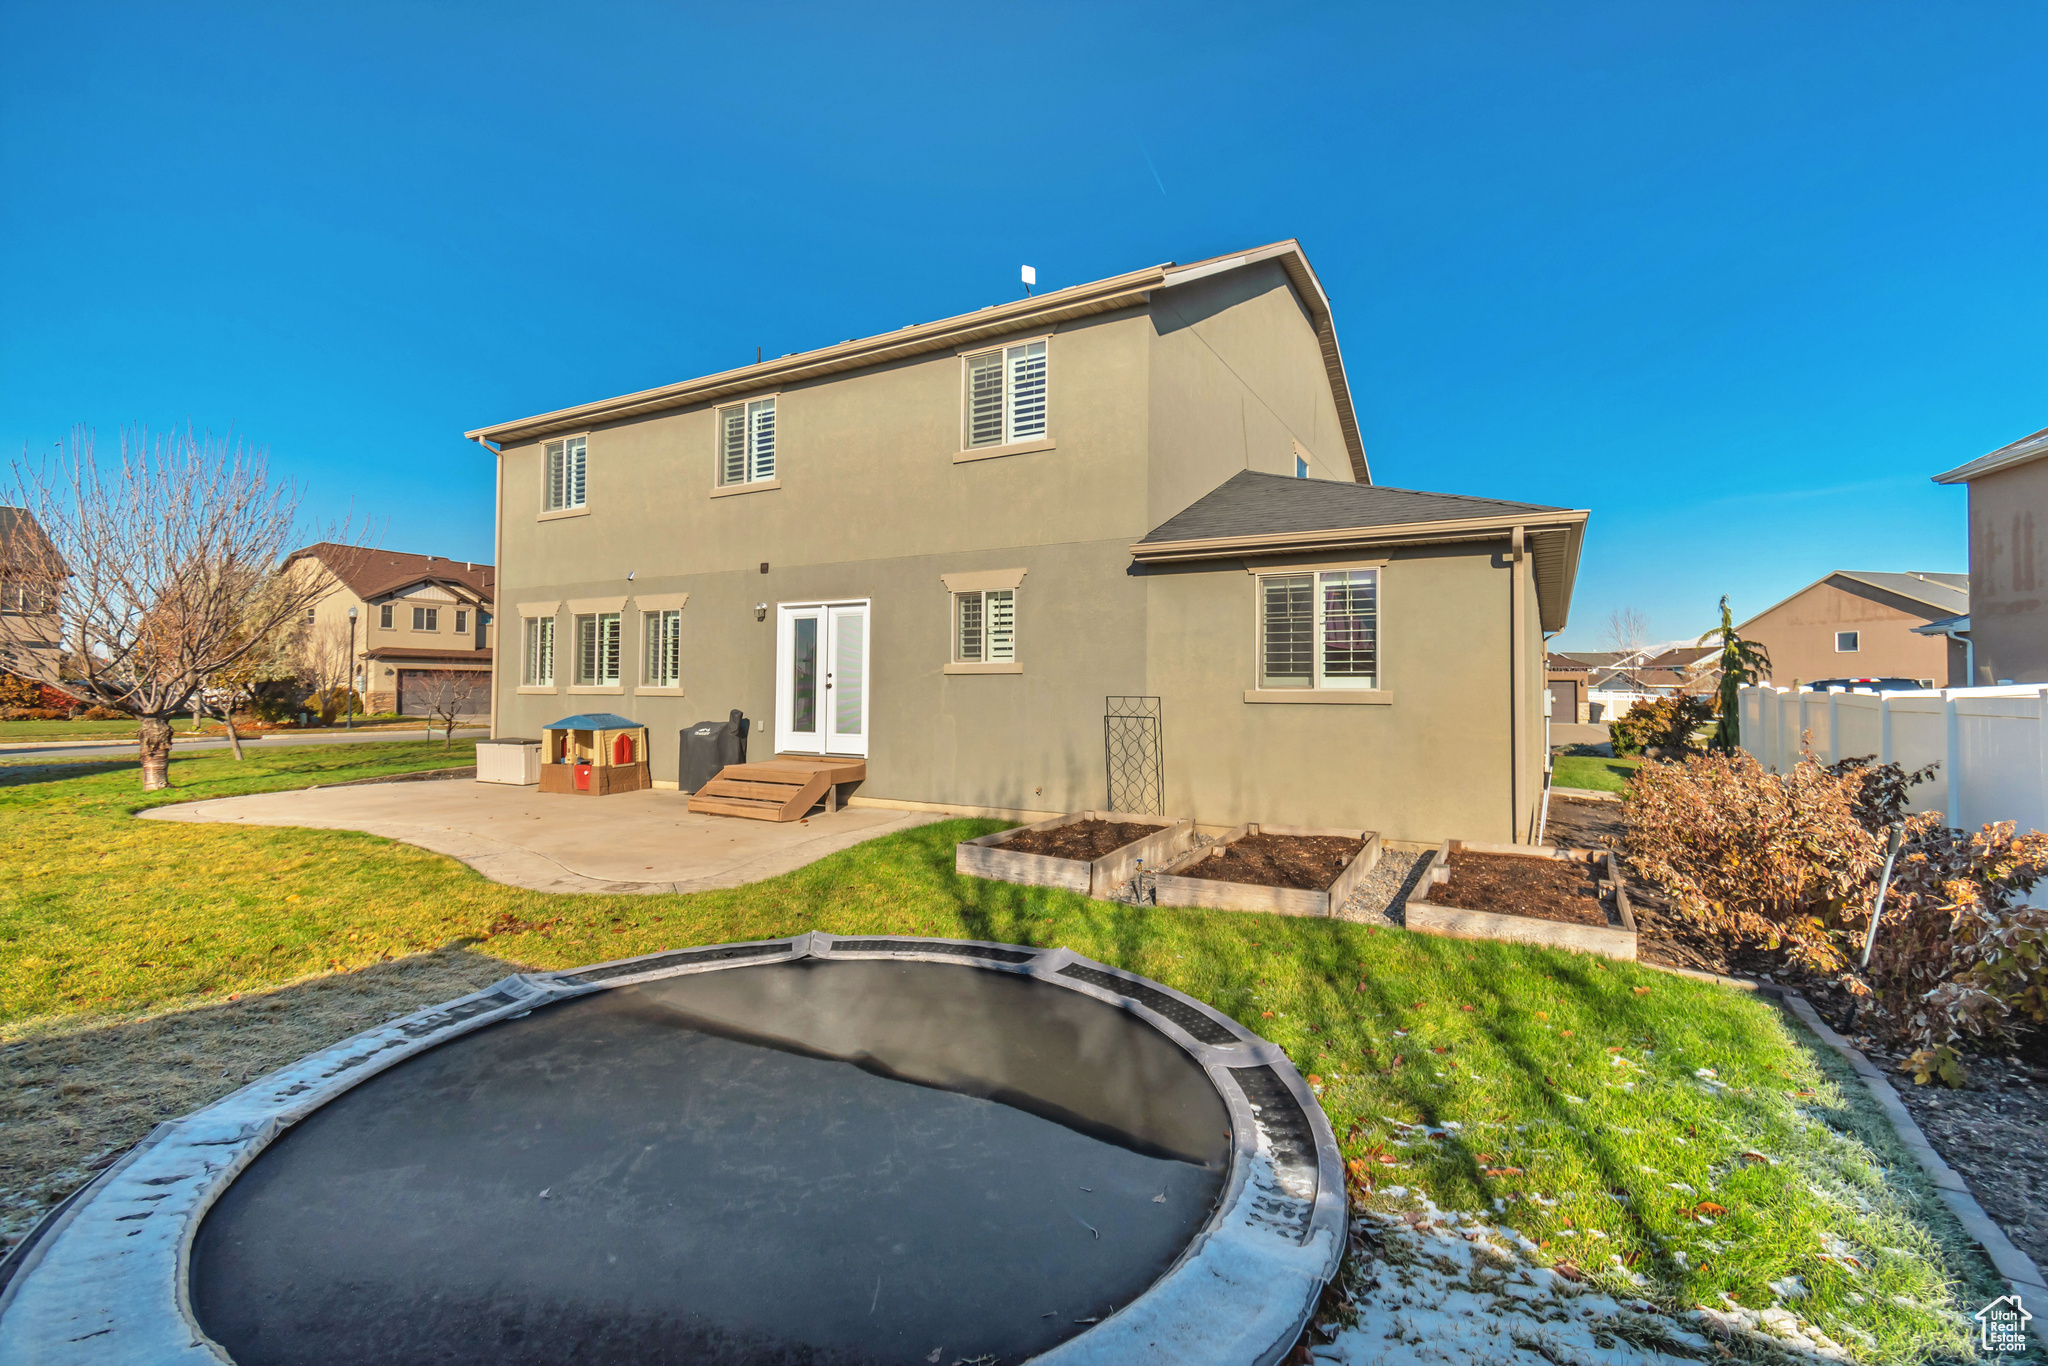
[4,1,2043,648]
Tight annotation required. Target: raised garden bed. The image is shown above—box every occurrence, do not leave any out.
[955,811,1194,898]
[1151,824,1381,917]
[1405,839,1637,959]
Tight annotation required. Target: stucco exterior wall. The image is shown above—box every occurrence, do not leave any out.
[1966,460,2048,683]
[1742,579,1953,688]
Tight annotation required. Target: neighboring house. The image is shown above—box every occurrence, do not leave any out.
[1738,571,1967,688]
[281,544,496,715]
[0,507,66,681]
[466,240,1587,844]
[1933,426,2048,684]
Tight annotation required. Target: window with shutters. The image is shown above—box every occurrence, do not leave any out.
[378,604,394,630]
[961,340,1049,450]
[574,612,622,687]
[411,606,440,632]
[954,589,1016,664]
[1256,569,1378,690]
[715,397,777,486]
[522,617,555,687]
[643,609,681,688]
[543,436,587,511]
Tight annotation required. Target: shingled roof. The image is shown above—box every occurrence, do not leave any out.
[286,543,495,604]
[1131,470,1588,631]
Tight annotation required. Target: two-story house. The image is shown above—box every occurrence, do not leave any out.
[465,241,1587,844]
[1933,426,2048,685]
[0,506,66,683]
[282,544,496,716]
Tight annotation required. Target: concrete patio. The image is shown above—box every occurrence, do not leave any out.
[141,777,946,895]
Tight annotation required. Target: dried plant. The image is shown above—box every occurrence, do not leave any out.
[5,426,349,789]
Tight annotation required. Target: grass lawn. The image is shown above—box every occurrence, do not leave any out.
[0,719,145,741]
[0,743,1998,1360]
[1552,752,1643,793]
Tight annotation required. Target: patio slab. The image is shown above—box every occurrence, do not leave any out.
[140,778,946,895]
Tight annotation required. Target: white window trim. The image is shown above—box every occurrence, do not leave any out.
[1835,631,1860,652]
[640,605,684,691]
[571,610,623,689]
[378,604,394,630]
[521,613,557,690]
[714,394,780,490]
[1247,562,1387,702]
[541,433,590,514]
[957,335,1052,457]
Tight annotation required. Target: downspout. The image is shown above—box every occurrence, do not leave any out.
[1511,525,1527,843]
[471,434,503,739]
[1943,628,1974,689]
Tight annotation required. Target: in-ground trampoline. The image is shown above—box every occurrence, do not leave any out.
[0,935,1344,1366]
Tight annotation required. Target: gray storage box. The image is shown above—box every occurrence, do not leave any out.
[680,710,749,793]
[476,738,541,786]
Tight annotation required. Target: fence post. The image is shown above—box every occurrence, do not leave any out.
[2039,687,2048,837]
[1879,693,1892,767]
[1827,688,1840,765]
[1943,689,1961,829]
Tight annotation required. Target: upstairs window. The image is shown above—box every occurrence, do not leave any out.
[1258,569,1377,690]
[455,609,469,634]
[412,606,440,632]
[963,341,1048,448]
[644,609,681,687]
[304,606,317,624]
[575,611,621,686]
[522,617,555,687]
[955,589,1016,664]
[717,398,777,485]
[545,435,588,511]
[379,604,394,629]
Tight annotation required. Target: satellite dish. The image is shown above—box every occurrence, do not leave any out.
[1021,264,1036,295]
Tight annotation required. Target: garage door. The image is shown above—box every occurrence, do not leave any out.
[397,670,488,717]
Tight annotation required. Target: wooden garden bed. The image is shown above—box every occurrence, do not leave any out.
[1151,824,1382,917]
[1405,839,1637,959]
[955,811,1195,898]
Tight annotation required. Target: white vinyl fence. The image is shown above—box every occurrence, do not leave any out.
[1588,689,1670,722]
[1739,684,2048,835]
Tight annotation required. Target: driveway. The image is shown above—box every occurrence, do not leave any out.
[141,778,947,895]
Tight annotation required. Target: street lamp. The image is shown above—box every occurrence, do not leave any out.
[346,606,357,730]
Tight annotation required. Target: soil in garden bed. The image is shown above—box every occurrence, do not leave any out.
[1001,819,1159,862]
[1431,850,1610,927]
[1179,833,1363,891]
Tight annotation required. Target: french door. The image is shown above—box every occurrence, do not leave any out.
[774,601,869,757]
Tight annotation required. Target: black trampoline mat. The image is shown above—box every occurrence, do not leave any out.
[190,958,1233,1366]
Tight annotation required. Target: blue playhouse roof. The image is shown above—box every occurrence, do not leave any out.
[542,713,641,731]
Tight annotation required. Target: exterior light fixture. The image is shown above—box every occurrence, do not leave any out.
[755,603,768,622]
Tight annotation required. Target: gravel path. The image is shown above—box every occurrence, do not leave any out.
[1334,847,1432,925]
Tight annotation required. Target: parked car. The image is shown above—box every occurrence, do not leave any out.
[1802,677,1929,692]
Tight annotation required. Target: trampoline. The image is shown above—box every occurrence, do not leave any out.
[0,936,1344,1366]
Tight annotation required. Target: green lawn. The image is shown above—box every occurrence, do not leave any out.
[1552,752,1643,793]
[0,743,1997,1360]
[0,719,145,740]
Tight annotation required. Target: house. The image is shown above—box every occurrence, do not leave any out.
[0,507,65,681]
[465,241,1588,844]
[281,544,496,716]
[1933,425,2048,684]
[1737,571,1967,688]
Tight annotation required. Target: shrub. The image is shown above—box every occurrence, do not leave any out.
[309,687,363,722]
[1609,696,1715,757]
[79,706,127,721]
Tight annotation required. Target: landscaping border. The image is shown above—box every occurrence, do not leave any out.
[956,811,1195,898]
[1151,824,1381,917]
[1405,839,1637,960]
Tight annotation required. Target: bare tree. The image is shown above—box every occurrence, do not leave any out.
[1605,606,1649,661]
[408,668,487,749]
[292,619,355,719]
[5,426,346,790]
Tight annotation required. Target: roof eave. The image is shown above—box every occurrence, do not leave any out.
[1933,429,2048,484]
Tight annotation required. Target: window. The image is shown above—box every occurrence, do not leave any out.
[545,435,588,511]
[378,603,394,629]
[955,589,1016,663]
[455,609,469,634]
[412,606,440,632]
[1835,631,1860,653]
[963,341,1048,448]
[575,612,622,686]
[522,617,555,687]
[1295,455,1309,478]
[1258,569,1377,690]
[717,398,776,485]
[304,606,317,624]
[644,609,681,687]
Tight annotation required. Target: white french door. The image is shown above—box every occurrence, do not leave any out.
[774,600,869,757]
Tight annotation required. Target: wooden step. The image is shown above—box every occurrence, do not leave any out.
[687,764,835,821]
[697,777,810,802]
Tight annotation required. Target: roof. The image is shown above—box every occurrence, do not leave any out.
[464,240,1372,482]
[1555,650,1623,667]
[543,712,641,731]
[286,543,495,604]
[1642,646,1716,670]
[362,646,494,663]
[1934,425,2048,484]
[0,506,64,576]
[1738,570,1968,629]
[1130,469,1589,631]
[1910,613,1970,636]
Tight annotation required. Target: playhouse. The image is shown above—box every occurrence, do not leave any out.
[538,713,651,795]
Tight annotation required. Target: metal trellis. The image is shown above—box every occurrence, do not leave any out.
[1103,695,1164,816]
